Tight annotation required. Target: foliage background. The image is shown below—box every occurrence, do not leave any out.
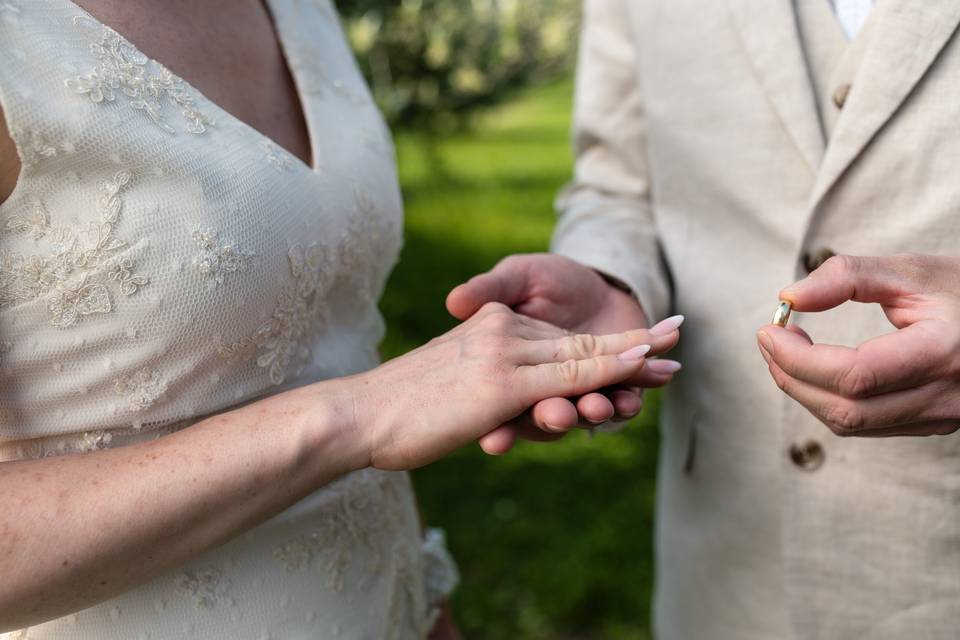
[337,0,579,132]
[335,2,662,637]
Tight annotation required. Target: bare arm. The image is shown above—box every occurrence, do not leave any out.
[0,106,21,204]
[0,303,673,631]
[0,380,361,630]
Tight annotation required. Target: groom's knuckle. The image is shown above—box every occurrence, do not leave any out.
[823,401,864,435]
[836,362,879,398]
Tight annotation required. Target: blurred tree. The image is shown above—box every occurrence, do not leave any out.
[335,0,579,133]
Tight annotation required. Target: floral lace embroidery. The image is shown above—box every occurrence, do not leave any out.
[263,140,295,173]
[341,185,397,302]
[273,471,406,593]
[192,227,253,287]
[114,366,167,412]
[77,430,113,452]
[4,202,48,239]
[11,128,59,168]
[0,170,150,327]
[386,543,431,640]
[176,566,235,609]
[66,16,214,135]
[217,242,335,385]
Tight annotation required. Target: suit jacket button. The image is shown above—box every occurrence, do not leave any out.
[803,248,835,273]
[833,83,852,108]
[789,440,825,471]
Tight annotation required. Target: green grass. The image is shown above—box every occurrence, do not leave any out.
[380,79,659,640]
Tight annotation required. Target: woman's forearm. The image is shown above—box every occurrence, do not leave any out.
[0,301,679,632]
[0,378,363,632]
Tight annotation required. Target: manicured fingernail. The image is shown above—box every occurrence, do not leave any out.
[650,315,685,336]
[647,359,682,374]
[756,331,773,363]
[618,344,651,361]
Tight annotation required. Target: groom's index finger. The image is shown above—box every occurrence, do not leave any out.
[446,258,531,320]
[780,254,914,312]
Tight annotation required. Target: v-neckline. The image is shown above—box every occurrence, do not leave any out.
[64,0,318,173]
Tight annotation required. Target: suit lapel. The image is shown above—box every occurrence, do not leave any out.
[809,0,960,207]
[726,0,825,173]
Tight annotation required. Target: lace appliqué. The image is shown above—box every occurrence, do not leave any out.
[0,171,150,327]
[218,242,335,385]
[192,228,253,287]
[66,16,214,135]
[387,542,432,640]
[76,430,113,453]
[341,185,399,302]
[11,128,60,168]
[176,566,235,610]
[114,366,167,413]
[4,202,48,239]
[272,471,407,593]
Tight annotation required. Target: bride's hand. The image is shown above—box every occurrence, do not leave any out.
[349,302,674,470]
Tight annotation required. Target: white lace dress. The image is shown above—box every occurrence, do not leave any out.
[0,1,455,638]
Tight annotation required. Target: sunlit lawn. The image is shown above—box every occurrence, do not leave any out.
[380,80,659,640]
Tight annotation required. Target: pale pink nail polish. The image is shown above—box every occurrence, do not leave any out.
[650,315,685,336]
[618,344,651,361]
[647,359,682,374]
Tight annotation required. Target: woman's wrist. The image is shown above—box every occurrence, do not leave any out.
[293,374,370,475]
[253,375,373,483]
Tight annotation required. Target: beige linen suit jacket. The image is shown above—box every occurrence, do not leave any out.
[553,1,960,638]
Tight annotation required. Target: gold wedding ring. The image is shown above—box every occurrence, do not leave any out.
[772,300,792,327]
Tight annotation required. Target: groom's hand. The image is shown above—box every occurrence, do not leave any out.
[447,254,682,452]
[758,254,960,437]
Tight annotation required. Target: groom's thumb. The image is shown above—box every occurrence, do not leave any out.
[446,256,532,320]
